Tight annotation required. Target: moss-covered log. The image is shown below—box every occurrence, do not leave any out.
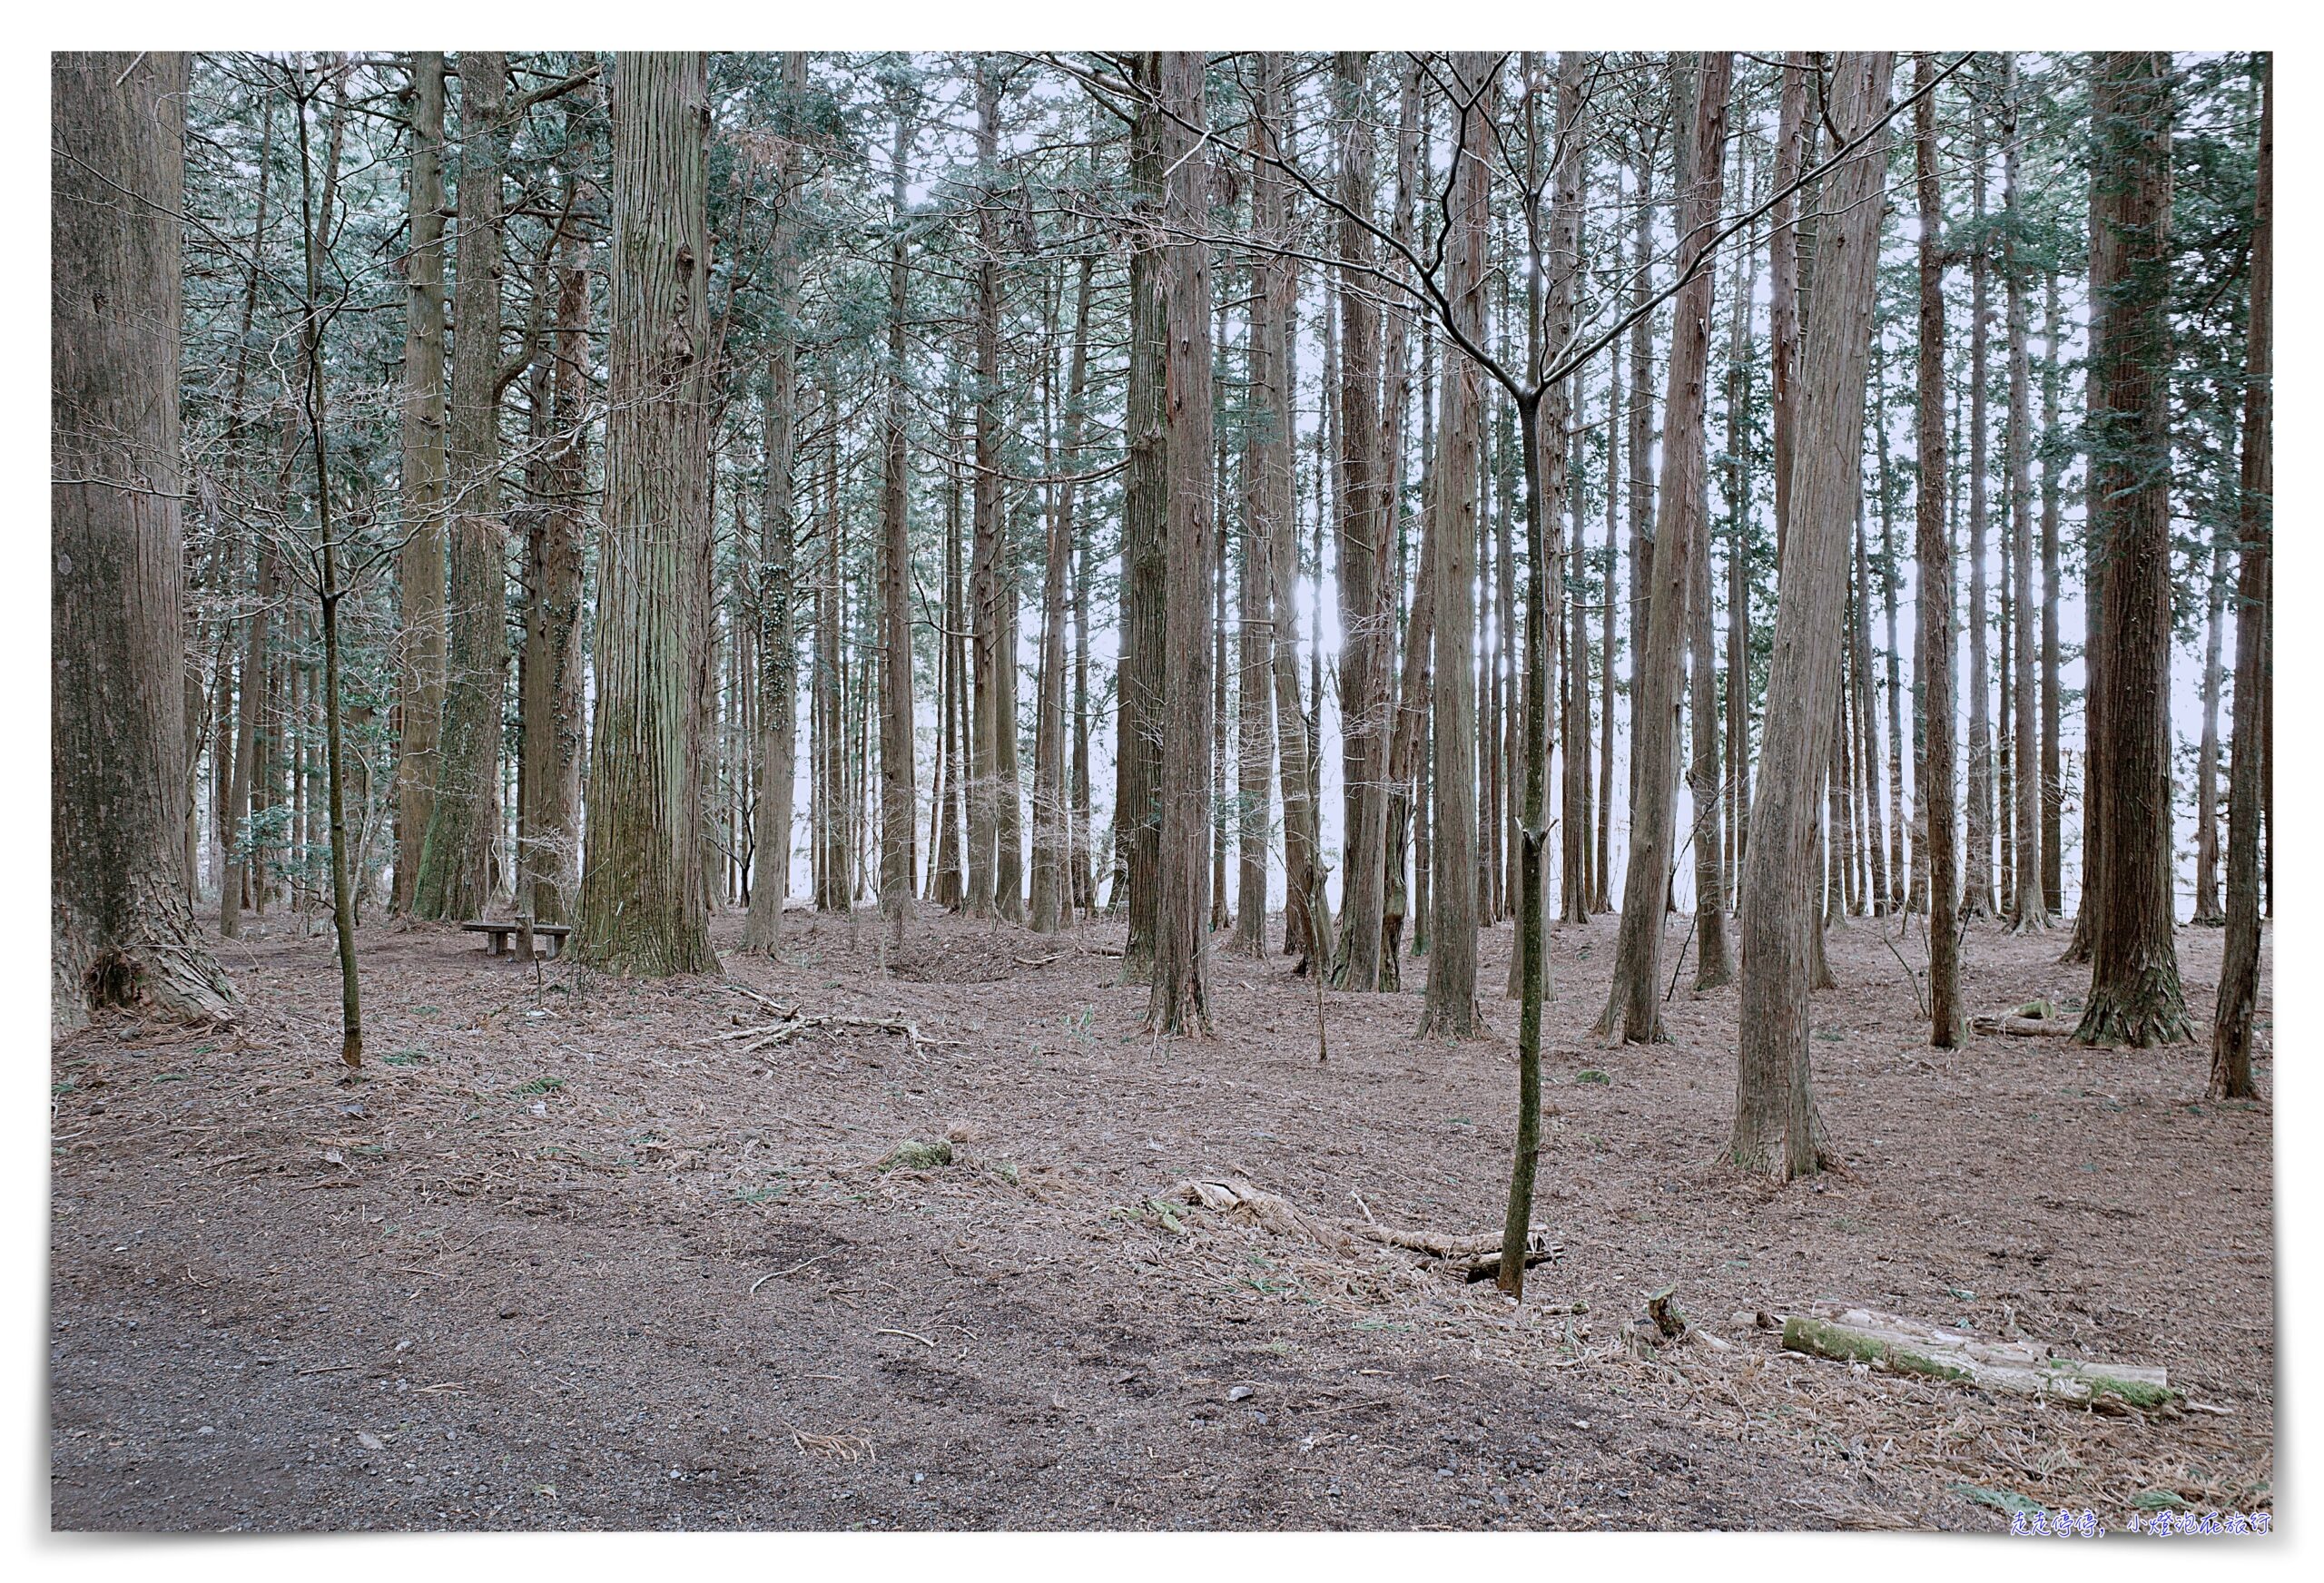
[1781,1306,2175,1412]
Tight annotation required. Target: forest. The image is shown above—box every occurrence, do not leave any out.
[52,49,2270,1533]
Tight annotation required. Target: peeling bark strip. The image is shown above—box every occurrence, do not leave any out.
[1731,52,1895,1181]
[53,51,235,1029]
[577,52,717,977]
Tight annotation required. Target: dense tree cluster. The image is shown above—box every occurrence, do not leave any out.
[54,51,2270,1293]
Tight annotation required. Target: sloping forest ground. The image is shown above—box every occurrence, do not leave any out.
[51,901,2271,1531]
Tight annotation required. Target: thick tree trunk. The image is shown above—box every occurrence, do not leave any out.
[417,51,509,921]
[2075,53,2189,1049]
[1731,52,1893,1181]
[395,51,449,918]
[1603,52,1728,1043]
[1117,57,1167,973]
[1146,50,1215,1037]
[1330,52,1392,992]
[519,227,586,927]
[576,52,717,976]
[1915,56,1964,1047]
[1233,101,1278,959]
[53,50,234,1029]
[1421,53,1495,1041]
[2211,58,2270,1099]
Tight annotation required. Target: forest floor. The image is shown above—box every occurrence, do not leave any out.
[50,898,2272,1531]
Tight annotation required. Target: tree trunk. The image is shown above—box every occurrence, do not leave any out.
[878,104,918,938]
[1599,338,1619,914]
[1731,52,1893,1181]
[1422,52,1497,1042]
[1603,52,1728,1043]
[1033,255,1094,935]
[2040,272,2066,917]
[1233,100,1278,958]
[743,54,807,951]
[1330,52,1392,993]
[1146,50,1215,1037]
[576,51,717,976]
[2075,52,2189,1049]
[2003,57,2049,931]
[1251,56,1324,969]
[1117,56,1167,973]
[2211,54,2270,1099]
[53,50,234,1029]
[1915,55,1964,1047]
[519,222,586,927]
[1963,105,1997,921]
[2191,527,2230,925]
[395,51,449,919]
[417,51,508,921]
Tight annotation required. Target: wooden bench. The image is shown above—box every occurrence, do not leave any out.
[462,919,573,959]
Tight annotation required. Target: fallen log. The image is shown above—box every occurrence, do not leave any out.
[1780,1304,2176,1412]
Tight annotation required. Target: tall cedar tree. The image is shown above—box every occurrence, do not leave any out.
[1146,50,1216,1036]
[1602,52,1728,1042]
[394,52,449,917]
[53,51,236,1027]
[1731,51,1895,1178]
[878,103,918,934]
[415,51,510,921]
[1915,54,1965,1046]
[576,52,717,975]
[2075,52,2190,1047]
[1421,52,1494,1042]
[2211,56,2270,1097]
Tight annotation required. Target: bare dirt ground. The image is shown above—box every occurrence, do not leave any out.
[50,900,2272,1531]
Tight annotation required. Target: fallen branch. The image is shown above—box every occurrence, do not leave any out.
[1781,1304,2175,1413]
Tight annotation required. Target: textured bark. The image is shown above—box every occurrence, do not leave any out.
[1116,56,1166,973]
[576,52,716,976]
[964,69,1003,921]
[1731,53,1893,1181]
[1914,57,1964,1047]
[518,226,586,926]
[2075,53,2188,1049]
[416,51,509,921]
[1146,50,1215,1037]
[1330,52,1391,992]
[1598,338,1619,914]
[1233,100,1278,959]
[1963,107,1997,921]
[1689,118,1740,984]
[53,50,234,1029]
[2003,58,2048,931]
[1033,256,1094,935]
[1768,54,1806,550]
[744,54,807,952]
[395,52,449,918]
[1855,512,1889,916]
[1421,53,1493,1042]
[1603,53,1728,1043]
[2040,273,2066,918]
[2211,55,2270,1099]
[877,106,917,935]
[1875,340,1907,912]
